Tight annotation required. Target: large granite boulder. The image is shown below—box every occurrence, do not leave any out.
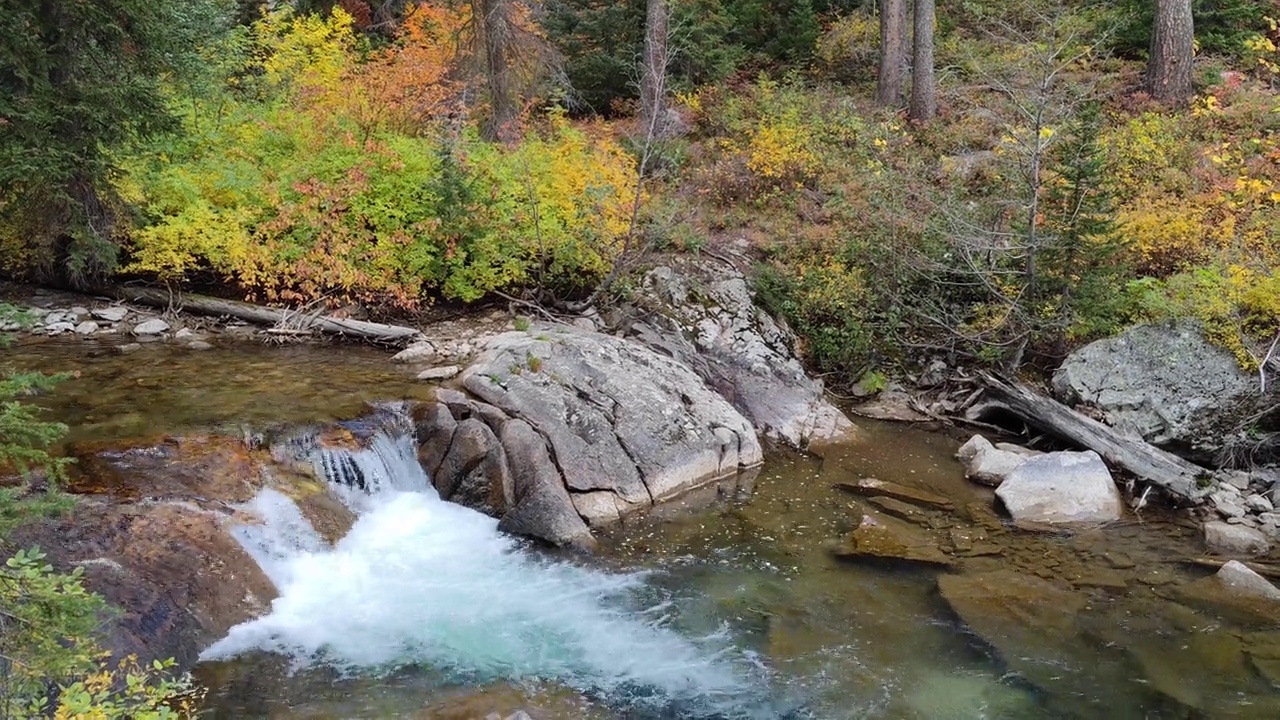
[994,451,1124,524]
[448,324,763,545]
[631,262,856,448]
[1053,321,1278,463]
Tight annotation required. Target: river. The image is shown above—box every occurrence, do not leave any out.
[7,335,1280,719]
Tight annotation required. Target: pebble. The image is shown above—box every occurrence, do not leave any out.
[44,321,75,334]
[92,306,129,323]
[116,343,142,355]
[1246,494,1275,513]
[174,328,194,339]
[417,365,461,381]
[74,320,99,335]
[69,306,89,318]
[186,340,213,351]
[133,318,170,335]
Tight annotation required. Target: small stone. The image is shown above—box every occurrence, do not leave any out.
[457,342,473,355]
[174,328,194,340]
[1205,521,1271,556]
[1246,494,1275,513]
[92,306,129,322]
[186,340,213,351]
[116,343,142,354]
[74,320,99,335]
[995,442,1042,458]
[1212,491,1248,519]
[69,306,89,318]
[416,365,461,381]
[44,321,75,334]
[956,435,993,463]
[1221,470,1252,490]
[391,340,436,363]
[966,446,1025,487]
[132,318,170,335]
[1216,560,1280,600]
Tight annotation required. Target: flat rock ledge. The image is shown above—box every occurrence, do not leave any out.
[420,324,765,546]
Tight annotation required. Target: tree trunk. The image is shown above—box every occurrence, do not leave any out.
[472,0,518,142]
[974,372,1211,501]
[641,0,670,135]
[877,0,907,107]
[1147,0,1195,105]
[112,287,423,345]
[909,0,936,121]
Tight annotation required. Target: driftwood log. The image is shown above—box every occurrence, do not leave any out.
[974,371,1212,502]
[113,287,422,345]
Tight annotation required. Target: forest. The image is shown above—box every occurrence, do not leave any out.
[2,0,1278,383]
[2,1,1280,714]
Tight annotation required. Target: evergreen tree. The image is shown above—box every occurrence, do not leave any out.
[0,0,232,285]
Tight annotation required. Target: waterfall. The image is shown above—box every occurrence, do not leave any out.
[202,412,789,718]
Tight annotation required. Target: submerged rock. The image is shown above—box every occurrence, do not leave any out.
[995,451,1123,524]
[832,511,952,567]
[1052,321,1279,463]
[15,436,281,667]
[834,477,955,510]
[937,571,1147,716]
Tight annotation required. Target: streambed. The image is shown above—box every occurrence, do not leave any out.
[6,335,1280,719]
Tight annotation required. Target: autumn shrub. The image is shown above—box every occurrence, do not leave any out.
[1101,79,1280,363]
[119,7,639,308]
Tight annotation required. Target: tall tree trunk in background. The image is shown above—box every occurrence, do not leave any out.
[1147,0,1194,105]
[641,0,670,136]
[909,0,936,121]
[877,0,906,106]
[472,0,518,142]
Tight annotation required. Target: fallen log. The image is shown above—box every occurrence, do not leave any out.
[112,287,422,345]
[1178,557,1280,581]
[974,371,1212,502]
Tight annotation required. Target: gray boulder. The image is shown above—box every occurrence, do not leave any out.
[1204,521,1271,556]
[966,446,1026,487]
[497,419,592,548]
[1216,560,1280,600]
[1053,322,1277,462]
[633,263,856,448]
[464,326,761,514]
[995,451,1124,524]
[133,318,170,335]
[92,306,129,323]
[956,435,993,463]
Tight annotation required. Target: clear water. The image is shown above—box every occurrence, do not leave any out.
[8,335,1280,719]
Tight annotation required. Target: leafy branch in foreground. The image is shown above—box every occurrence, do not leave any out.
[0,303,201,718]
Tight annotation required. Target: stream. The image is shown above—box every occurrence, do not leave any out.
[7,335,1280,719]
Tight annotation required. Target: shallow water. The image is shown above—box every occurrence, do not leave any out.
[6,336,1280,719]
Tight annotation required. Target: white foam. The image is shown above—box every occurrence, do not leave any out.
[204,432,769,714]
